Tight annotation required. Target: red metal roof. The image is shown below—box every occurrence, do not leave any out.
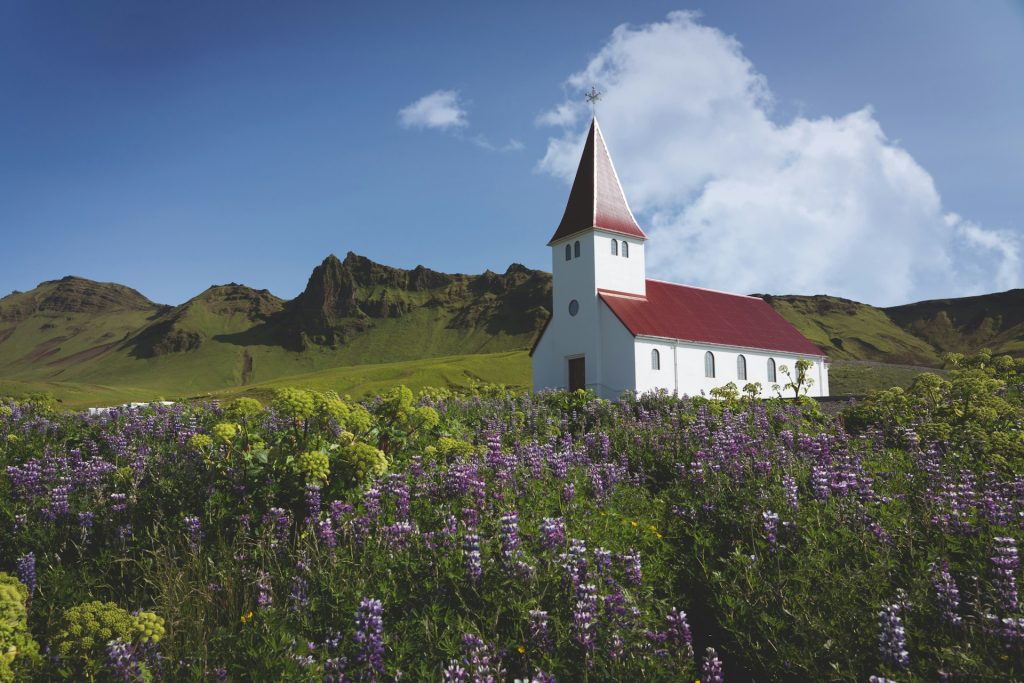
[599,280,826,356]
[548,118,648,245]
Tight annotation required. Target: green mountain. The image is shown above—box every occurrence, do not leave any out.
[1,254,1021,406]
[0,253,551,404]
[759,290,1024,365]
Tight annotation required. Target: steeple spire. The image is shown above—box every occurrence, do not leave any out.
[547,118,647,245]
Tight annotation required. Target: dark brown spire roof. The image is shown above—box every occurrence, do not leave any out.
[548,118,648,245]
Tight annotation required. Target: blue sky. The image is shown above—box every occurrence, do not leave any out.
[1,1,1022,306]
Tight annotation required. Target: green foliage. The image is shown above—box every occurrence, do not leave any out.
[55,601,139,672]
[0,574,39,682]
[294,450,330,485]
[843,351,1024,466]
[333,441,388,486]
[224,397,264,422]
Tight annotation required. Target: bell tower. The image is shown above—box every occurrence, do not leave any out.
[533,116,648,396]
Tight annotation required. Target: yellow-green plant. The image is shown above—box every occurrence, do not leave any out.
[55,601,138,672]
[0,574,39,683]
[295,449,330,484]
[335,441,388,486]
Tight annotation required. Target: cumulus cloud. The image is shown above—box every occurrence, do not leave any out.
[537,11,1020,305]
[398,90,468,130]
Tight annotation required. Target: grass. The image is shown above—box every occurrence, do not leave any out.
[827,359,942,396]
[0,351,533,409]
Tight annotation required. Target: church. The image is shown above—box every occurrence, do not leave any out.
[531,118,830,400]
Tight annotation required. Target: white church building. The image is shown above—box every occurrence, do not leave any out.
[531,118,830,400]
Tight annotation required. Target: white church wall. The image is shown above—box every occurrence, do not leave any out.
[598,301,637,399]
[635,336,829,398]
[592,230,646,295]
[533,236,606,395]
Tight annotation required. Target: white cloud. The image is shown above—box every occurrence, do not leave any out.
[537,11,1020,305]
[472,135,524,152]
[398,90,468,130]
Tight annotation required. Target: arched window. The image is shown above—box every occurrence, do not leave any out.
[574,240,581,258]
[704,351,715,378]
[565,244,572,261]
[737,354,747,380]
[611,239,618,255]
[622,241,629,258]
[651,348,660,370]
[767,358,776,383]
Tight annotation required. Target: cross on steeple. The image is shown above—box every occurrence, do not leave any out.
[585,86,602,115]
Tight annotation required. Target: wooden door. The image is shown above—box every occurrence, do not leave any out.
[568,356,586,391]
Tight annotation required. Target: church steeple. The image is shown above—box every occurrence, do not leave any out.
[547,118,647,246]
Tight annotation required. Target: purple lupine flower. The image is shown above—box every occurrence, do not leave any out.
[317,518,338,549]
[256,571,273,609]
[305,484,322,522]
[289,576,309,610]
[460,633,505,682]
[782,473,799,510]
[78,511,95,542]
[463,534,482,584]
[562,482,575,505]
[183,515,202,546]
[500,511,520,565]
[529,609,551,651]
[593,548,613,577]
[107,639,142,681]
[442,661,468,682]
[762,511,779,546]
[461,507,479,529]
[540,517,566,550]
[992,536,1019,613]
[16,552,35,603]
[666,607,694,658]
[571,583,598,653]
[868,677,898,683]
[263,507,292,548]
[810,465,830,500]
[621,551,642,586]
[560,539,588,591]
[354,598,385,681]
[701,647,724,683]
[364,487,382,521]
[931,561,962,626]
[878,602,909,668]
[329,500,354,524]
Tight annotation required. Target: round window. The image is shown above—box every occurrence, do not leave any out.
[568,299,579,316]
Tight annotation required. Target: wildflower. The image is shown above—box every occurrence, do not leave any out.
[354,597,385,680]
[16,553,35,604]
[540,517,566,550]
[183,515,202,547]
[463,534,482,584]
[701,647,724,683]
[930,561,962,626]
[256,571,273,609]
[240,611,254,623]
[878,601,909,668]
[529,609,551,651]
[992,536,1019,613]
[666,607,694,658]
[571,583,598,653]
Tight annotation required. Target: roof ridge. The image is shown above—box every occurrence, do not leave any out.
[645,278,760,300]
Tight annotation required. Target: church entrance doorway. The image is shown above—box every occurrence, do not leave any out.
[568,356,586,391]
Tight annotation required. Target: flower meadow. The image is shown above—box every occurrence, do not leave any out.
[1,352,1022,681]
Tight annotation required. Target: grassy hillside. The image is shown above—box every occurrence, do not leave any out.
[758,294,942,365]
[0,351,532,409]
[884,288,1024,357]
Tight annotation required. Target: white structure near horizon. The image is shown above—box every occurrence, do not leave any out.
[531,118,830,400]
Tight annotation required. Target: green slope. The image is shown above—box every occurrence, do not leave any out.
[0,351,532,409]
[759,294,942,365]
